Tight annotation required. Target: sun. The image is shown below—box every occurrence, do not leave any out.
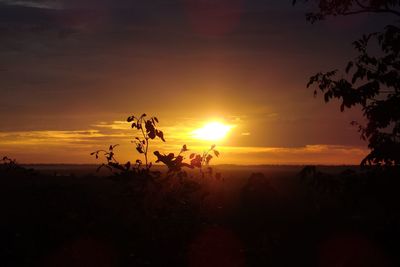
[192,121,234,141]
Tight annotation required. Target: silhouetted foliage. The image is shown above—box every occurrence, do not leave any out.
[295,0,400,166]
[293,0,400,23]
[90,144,149,176]
[153,143,220,177]
[0,156,36,176]
[91,114,166,176]
[127,113,165,169]
[92,114,220,180]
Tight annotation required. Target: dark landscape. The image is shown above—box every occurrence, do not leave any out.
[1,163,399,267]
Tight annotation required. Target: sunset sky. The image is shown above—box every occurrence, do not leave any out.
[0,0,394,164]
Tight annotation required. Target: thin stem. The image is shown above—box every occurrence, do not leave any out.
[139,118,149,169]
[355,0,367,9]
[145,138,149,169]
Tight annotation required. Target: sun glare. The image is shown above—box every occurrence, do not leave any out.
[192,121,233,141]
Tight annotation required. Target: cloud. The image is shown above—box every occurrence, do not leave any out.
[218,145,368,165]
[0,123,369,164]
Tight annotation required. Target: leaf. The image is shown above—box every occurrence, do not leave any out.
[190,155,202,168]
[182,144,188,152]
[127,116,134,122]
[206,154,213,164]
[131,123,136,128]
[136,145,144,154]
[345,61,353,73]
[148,130,156,139]
[156,130,165,142]
[145,120,156,139]
[211,144,216,150]
[213,150,220,157]
[125,161,131,170]
[190,153,195,159]
[154,117,159,123]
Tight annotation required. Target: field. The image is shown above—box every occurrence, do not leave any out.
[1,165,399,267]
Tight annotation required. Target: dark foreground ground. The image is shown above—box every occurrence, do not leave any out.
[1,165,399,267]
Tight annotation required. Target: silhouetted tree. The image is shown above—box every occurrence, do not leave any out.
[294,0,400,166]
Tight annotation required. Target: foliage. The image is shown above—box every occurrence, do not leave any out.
[90,144,149,176]
[293,0,400,23]
[90,114,224,222]
[0,156,36,175]
[294,0,400,166]
[154,144,220,178]
[91,114,165,175]
[127,113,165,169]
[92,114,221,178]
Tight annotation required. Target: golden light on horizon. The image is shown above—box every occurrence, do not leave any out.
[192,121,234,141]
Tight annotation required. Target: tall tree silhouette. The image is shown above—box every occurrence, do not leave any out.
[294,0,400,166]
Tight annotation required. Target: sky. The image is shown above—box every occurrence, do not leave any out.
[0,0,394,164]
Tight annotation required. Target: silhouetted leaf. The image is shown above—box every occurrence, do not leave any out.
[136,146,144,154]
[345,61,354,73]
[145,120,156,139]
[125,161,131,170]
[191,155,202,168]
[214,150,220,157]
[156,130,165,142]
[206,154,213,164]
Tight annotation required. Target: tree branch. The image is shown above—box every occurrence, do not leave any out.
[339,6,400,17]
[341,7,400,17]
[355,0,367,9]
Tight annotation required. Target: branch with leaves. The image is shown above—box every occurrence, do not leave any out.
[293,0,400,23]
[92,114,223,179]
[127,113,165,170]
[295,0,400,166]
[154,144,220,178]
